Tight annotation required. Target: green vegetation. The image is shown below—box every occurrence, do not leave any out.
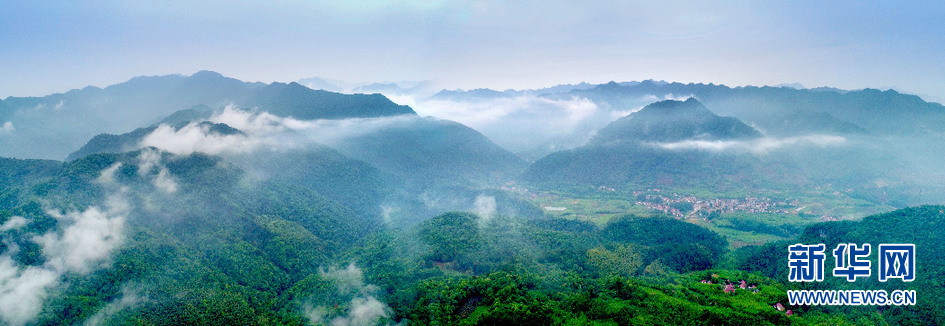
[1,149,941,325]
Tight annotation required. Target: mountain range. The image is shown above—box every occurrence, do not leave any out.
[2,72,945,324]
[0,71,413,160]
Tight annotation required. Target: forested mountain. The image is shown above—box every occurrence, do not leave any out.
[0,71,414,160]
[590,98,760,144]
[331,117,526,187]
[560,80,945,137]
[734,205,945,324]
[244,82,415,120]
[2,73,944,325]
[516,88,945,206]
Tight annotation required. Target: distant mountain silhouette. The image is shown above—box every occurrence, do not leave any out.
[245,82,414,120]
[0,71,415,159]
[590,98,760,144]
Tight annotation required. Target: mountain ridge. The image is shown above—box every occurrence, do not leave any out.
[590,98,761,144]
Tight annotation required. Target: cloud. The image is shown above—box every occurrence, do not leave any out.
[398,94,603,155]
[139,106,419,157]
[83,285,146,326]
[0,201,127,325]
[0,216,27,232]
[417,95,598,132]
[0,121,13,134]
[389,92,700,159]
[0,257,59,326]
[328,296,392,326]
[137,149,178,194]
[0,163,130,325]
[319,263,377,296]
[38,206,126,273]
[306,263,394,326]
[96,163,123,186]
[473,195,496,221]
[140,123,261,156]
[651,135,847,154]
[207,105,287,134]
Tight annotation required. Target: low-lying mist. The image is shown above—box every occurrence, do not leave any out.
[386,93,691,160]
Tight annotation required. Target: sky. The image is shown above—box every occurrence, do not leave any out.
[2,1,944,102]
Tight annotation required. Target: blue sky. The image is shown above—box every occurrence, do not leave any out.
[2,1,944,102]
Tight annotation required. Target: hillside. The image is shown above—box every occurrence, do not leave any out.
[523,99,787,191]
[561,81,945,137]
[332,117,527,187]
[0,72,415,160]
[244,82,415,120]
[591,98,760,144]
[2,74,944,325]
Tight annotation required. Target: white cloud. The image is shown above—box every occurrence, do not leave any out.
[208,105,287,134]
[152,169,177,194]
[39,205,126,274]
[0,122,14,134]
[0,257,59,326]
[396,94,604,154]
[652,135,847,154]
[0,164,131,325]
[388,92,699,157]
[140,123,261,156]
[83,285,146,326]
[417,95,598,133]
[286,115,418,146]
[0,217,27,232]
[473,195,496,221]
[307,263,394,326]
[137,149,177,194]
[319,263,375,296]
[329,296,392,326]
[0,202,127,325]
[138,106,421,157]
[96,163,123,186]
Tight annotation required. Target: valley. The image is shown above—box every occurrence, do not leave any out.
[0,72,941,325]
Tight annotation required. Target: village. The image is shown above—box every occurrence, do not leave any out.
[632,188,801,219]
[501,182,848,223]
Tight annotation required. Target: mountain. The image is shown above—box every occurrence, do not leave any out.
[156,105,215,126]
[735,205,945,324]
[296,77,344,92]
[521,97,924,205]
[590,98,760,144]
[4,74,945,324]
[59,84,529,224]
[523,99,772,190]
[563,81,945,137]
[332,117,527,187]
[65,121,242,162]
[0,149,391,325]
[68,113,525,189]
[0,72,414,160]
[244,82,415,119]
[530,82,597,95]
[66,127,158,162]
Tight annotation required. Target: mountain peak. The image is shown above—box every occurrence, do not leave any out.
[638,98,711,117]
[591,98,760,144]
[189,70,225,79]
[246,81,416,119]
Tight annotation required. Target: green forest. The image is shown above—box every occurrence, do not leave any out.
[3,71,945,325]
[0,152,940,325]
